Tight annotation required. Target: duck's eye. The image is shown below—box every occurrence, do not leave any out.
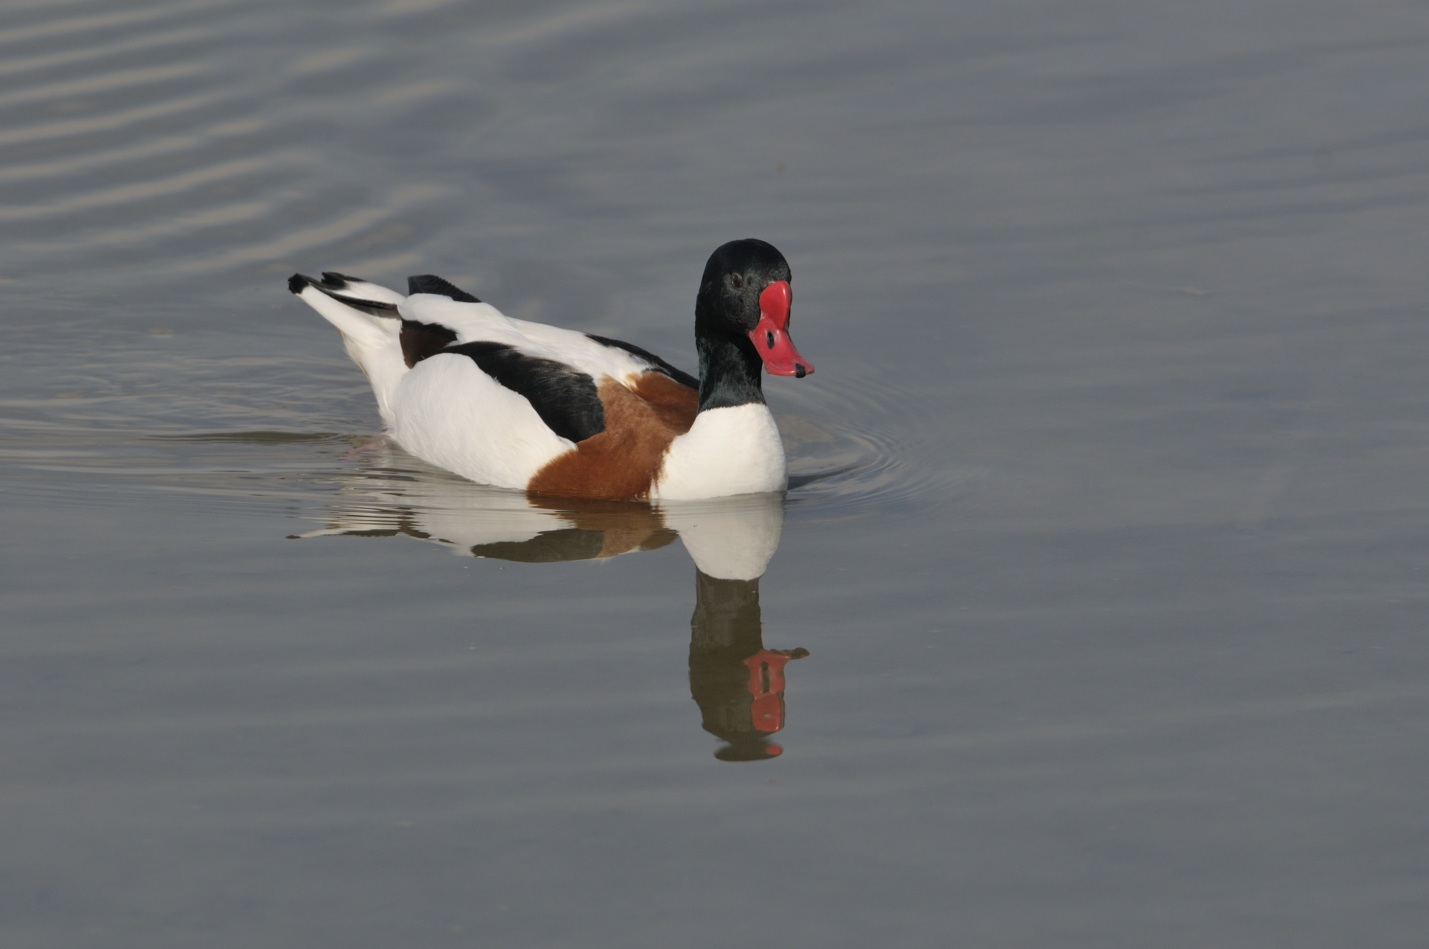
[728,273,744,290]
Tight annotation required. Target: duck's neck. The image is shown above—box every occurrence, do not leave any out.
[696,333,766,412]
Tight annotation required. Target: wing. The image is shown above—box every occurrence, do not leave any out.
[399,274,697,444]
[443,341,605,444]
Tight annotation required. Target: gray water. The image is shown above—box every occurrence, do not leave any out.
[3,1,1428,946]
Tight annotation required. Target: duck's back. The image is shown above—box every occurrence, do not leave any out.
[291,271,702,496]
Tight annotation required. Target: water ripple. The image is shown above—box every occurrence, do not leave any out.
[0,0,458,292]
[0,0,944,520]
[0,0,223,47]
[780,366,973,517]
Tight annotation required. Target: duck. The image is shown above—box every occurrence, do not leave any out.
[288,238,813,501]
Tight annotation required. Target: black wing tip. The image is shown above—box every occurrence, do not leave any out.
[289,271,367,295]
[408,274,481,303]
[290,271,399,316]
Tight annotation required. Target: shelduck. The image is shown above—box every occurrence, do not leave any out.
[288,239,813,500]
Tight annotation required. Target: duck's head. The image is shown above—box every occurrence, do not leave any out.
[696,239,814,379]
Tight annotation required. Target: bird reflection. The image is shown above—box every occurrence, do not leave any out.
[294,443,808,760]
[689,570,809,761]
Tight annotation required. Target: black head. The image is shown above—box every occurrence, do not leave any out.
[696,238,793,334]
[691,239,813,410]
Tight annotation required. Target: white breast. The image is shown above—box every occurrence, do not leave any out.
[651,404,787,500]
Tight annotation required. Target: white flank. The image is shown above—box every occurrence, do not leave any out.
[390,353,574,491]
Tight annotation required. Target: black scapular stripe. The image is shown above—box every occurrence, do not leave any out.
[586,333,699,388]
[446,341,605,444]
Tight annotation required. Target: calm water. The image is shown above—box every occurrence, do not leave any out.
[3,0,1429,946]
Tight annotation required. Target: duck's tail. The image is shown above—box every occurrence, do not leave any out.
[289,272,409,425]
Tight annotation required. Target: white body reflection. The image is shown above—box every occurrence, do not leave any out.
[295,438,784,580]
[294,439,806,759]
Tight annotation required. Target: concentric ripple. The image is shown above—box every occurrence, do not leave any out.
[778,366,975,517]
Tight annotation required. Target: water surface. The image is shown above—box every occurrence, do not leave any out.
[3,1,1429,946]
